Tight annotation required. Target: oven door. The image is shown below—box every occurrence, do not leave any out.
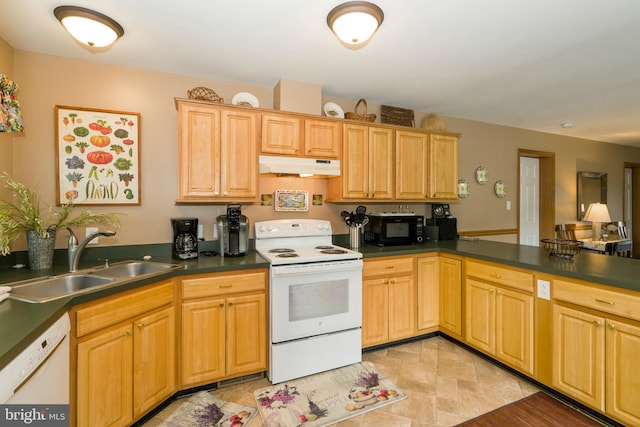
[270,259,363,343]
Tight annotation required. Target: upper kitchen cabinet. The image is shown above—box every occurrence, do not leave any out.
[327,123,393,201]
[429,133,459,199]
[395,130,429,200]
[176,100,258,202]
[261,112,341,159]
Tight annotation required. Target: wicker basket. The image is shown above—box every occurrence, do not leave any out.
[422,113,446,131]
[381,105,415,127]
[345,99,376,122]
[187,87,224,104]
[541,238,582,258]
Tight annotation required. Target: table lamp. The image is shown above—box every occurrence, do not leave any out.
[583,203,610,241]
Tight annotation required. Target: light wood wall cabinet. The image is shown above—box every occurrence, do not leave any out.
[261,113,341,158]
[429,133,459,199]
[180,269,267,388]
[362,256,416,347]
[464,260,534,375]
[327,123,394,200]
[73,280,176,427]
[438,255,463,339]
[395,130,429,200]
[176,100,258,202]
[552,278,640,426]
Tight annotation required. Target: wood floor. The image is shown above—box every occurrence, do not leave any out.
[456,392,606,427]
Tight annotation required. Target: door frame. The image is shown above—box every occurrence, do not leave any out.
[623,161,640,258]
[518,149,555,241]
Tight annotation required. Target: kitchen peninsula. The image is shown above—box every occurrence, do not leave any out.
[1,238,638,426]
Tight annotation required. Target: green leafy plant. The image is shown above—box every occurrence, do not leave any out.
[0,173,120,256]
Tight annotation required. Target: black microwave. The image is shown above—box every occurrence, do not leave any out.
[364,213,424,246]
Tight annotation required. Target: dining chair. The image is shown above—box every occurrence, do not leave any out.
[555,224,577,241]
[605,240,632,257]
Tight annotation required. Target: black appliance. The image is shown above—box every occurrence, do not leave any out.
[216,203,249,257]
[431,203,451,219]
[171,218,198,260]
[364,213,424,246]
[426,217,458,240]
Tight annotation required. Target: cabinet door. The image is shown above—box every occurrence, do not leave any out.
[226,293,267,376]
[341,124,369,199]
[177,102,221,199]
[552,304,605,410]
[495,287,533,375]
[429,133,458,199]
[77,324,133,427]
[220,109,258,199]
[181,298,226,386]
[606,319,640,425]
[261,113,301,155]
[465,278,495,354]
[362,278,389,347]
[417,256,439,330]
[133,307,176,418]
[388,275,415,340]
[439,257,462,337]
[368,127,394,199]
[304,119,341,158]
[395,130,428,200]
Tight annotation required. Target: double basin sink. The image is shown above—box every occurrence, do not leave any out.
[8,261,182,303]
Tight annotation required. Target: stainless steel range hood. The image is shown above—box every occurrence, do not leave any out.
[258,155,341,177]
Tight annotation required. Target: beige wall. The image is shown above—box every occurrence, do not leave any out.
[0,37,15,201]
[6,49,640,251]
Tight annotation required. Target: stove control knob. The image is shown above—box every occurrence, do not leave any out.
[257,225,265,233]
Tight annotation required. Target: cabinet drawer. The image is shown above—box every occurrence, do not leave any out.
[466,260,533,292]
[553,278,640,322]
[363,256,414,278]
[76,280,174,338]
[182,270,267,300]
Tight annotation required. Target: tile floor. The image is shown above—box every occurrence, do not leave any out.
[144,336,541,426]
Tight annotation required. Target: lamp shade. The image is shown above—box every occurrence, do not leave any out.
[54,6,124,48]
[327,1,384,49]
[583,203,611,223]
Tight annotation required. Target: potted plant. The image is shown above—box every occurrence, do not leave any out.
[0,173,120,269]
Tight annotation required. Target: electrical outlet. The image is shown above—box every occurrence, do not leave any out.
[197,224,204,240]
[506,200,512,210]
[537,279,551,300]
[85,227,99,244]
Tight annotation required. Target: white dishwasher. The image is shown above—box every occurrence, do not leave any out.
[0,312,70,404]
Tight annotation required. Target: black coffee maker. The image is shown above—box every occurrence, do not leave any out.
[216,203,249,257]
[171,218,198,260]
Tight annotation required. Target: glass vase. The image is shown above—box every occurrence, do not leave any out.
[26,229,56,269]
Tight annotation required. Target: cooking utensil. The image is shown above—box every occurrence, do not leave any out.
[355,205,367,225]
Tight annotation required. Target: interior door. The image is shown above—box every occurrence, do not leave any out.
[519,157,539,246]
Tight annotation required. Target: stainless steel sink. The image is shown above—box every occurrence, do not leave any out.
[91,261,180,278]
[8,261,181,303]
[9,274,114,303]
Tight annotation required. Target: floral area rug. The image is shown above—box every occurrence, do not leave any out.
[157,391,257,427]
[254,361,406,427]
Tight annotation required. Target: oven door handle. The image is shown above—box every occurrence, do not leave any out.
[271,260,363,276]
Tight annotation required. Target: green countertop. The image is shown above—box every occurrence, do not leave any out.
[1,238,639,370]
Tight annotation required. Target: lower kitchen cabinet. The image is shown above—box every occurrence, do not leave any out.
[73,280,176,427]
[362,256,415,347]
[180,269,267,387]
[417,255,439,331]
[552,278,640,426]
[438,255,462,338]
[464,260,534,375]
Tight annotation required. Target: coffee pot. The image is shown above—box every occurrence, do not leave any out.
[216,203,249,257]
[171,218,198,260]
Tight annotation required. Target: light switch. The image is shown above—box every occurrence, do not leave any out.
[85,227,99,244]
[537,279,551,300]
[506,201,512,210]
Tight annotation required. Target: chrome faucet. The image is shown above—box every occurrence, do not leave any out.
[67,228,116,272]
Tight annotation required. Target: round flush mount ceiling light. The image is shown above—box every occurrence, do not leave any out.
[327,1,384,50]
[561,122,574,128]
[54,6,124,48]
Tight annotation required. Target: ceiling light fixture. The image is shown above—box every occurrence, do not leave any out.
[327,1,384,50]
[54,6,124,48]
[561,122,574,128]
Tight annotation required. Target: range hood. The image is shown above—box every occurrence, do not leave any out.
[258,155,340,177]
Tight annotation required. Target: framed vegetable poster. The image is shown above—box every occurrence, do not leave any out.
[55,105,140,205]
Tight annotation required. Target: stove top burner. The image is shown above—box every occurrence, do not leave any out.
[276,253,299,258]
[315,245,334,250]
[269,248,295,253]
[320,248,348,254]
